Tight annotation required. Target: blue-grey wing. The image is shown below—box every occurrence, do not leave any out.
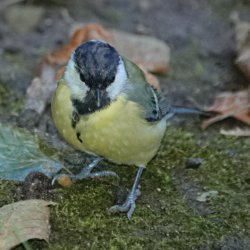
[122,57,173,122]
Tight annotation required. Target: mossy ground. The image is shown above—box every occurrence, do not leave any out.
[0,0,250,249]
[14,125,248,249]
[1,118,250,249]
[0,83,22,115]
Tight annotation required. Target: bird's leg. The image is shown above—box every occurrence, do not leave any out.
[72,157,118,180]
[109,166,144,220]
[52,157,118,184]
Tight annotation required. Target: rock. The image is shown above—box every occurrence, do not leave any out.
[185,157,204,169]
[5,5,45,33]
[112,29,170,74]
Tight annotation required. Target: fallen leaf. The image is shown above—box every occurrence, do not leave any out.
[202,90,250,129]
[0,199,54,250]
[231,11,250,81]
[220,127,250,136]
[46,23,113,66]
[0,123,63,181]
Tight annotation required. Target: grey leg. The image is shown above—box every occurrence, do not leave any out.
[72,157,118,180]
[109,166,144,220]
[52,157,118,184]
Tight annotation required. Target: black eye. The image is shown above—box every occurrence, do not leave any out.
[108,75,115,84]
[79,73,85,82]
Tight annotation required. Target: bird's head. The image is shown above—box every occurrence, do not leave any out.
[64,40,128,114]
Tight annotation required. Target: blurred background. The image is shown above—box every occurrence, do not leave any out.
[1,0,249,109]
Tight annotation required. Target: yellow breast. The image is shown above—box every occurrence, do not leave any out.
[51,81,166,167]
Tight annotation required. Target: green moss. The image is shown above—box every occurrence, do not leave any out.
[0,124,249,249]
[0,180,18,206]
[0,83,22,114]
[22,126,248,249]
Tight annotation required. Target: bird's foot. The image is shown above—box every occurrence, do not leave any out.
[52,158,118,185]
[109,188,141,220]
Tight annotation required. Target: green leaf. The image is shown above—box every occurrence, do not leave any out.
[0,123,63,181]
[0,199,54,250]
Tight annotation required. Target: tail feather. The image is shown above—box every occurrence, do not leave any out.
[171,106,211,117]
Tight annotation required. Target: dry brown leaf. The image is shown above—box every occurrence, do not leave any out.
[202,90,250,129]
[203,13,250,130]
[220,127,250,136]
[231,11,250,81]
[47,23,113,66]
[0,199,54,250]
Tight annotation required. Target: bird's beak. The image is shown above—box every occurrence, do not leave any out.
[89,88,107,109]
[95,89,101,108]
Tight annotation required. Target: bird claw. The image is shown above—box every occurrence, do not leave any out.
[52,158,119,185]
[109,188,141,220]
[52,170,118,185]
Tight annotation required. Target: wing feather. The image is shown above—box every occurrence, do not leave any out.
[122,57,173,122]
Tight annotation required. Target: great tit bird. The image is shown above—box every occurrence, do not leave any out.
[51,40,207,219]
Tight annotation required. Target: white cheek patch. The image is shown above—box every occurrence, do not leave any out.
[64,56,89,100]
[106,58,128,100]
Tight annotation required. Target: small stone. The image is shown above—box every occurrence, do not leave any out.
[185,157,204,169]
[196,190,218,202]
[57,174,73,188]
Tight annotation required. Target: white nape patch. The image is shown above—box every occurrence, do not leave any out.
[64,53,89,100]
[149,86,159,116]
[106,57,128,100]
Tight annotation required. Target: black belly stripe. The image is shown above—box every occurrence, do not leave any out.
[76,132,83,143]
[71,110,80,128]
[72,92,110,116]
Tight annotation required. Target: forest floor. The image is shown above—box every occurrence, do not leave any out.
[0,0,250,249]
